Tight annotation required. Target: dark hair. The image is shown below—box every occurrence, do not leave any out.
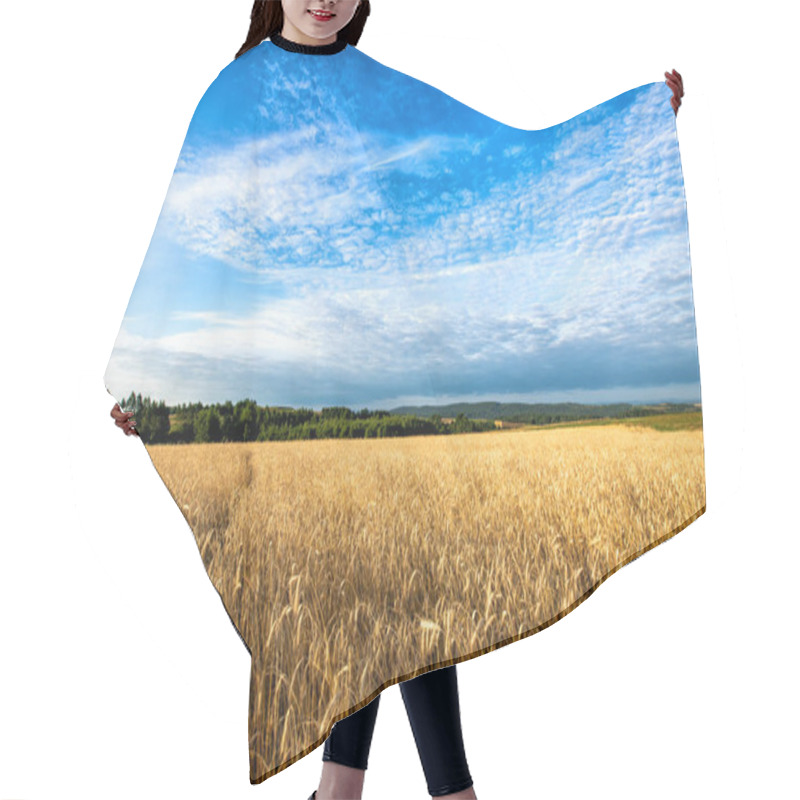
[235,1,371,59]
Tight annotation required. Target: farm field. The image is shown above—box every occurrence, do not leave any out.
[143,419,705,780]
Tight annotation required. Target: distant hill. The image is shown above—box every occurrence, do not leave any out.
[388,401,700,425]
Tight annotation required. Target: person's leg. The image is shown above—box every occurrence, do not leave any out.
[400,665,476,798]
[315,694,381,800]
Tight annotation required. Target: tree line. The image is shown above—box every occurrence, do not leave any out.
[118,392,495,445]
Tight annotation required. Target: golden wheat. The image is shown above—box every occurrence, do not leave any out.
[144,423,705,780]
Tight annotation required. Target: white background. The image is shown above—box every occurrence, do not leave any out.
[1,1,797,798]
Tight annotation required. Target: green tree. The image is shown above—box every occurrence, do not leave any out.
[195,407,222,442]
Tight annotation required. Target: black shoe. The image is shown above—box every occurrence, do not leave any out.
[307,792,317,800]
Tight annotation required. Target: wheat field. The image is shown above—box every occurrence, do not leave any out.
[143,420,705,782]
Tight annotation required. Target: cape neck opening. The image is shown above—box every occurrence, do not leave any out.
[270,31,348,55]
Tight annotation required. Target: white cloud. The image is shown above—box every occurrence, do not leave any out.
[108,83,698,405]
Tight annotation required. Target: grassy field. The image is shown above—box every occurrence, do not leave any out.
[144,420,705,782]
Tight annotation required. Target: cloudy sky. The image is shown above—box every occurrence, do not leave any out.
[105,41,701,410]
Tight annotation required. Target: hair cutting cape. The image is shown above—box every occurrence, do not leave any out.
[104,33,705,784]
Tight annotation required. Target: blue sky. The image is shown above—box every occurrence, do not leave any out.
[105,42,700,410]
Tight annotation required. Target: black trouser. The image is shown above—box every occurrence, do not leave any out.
[322,664,474,797]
